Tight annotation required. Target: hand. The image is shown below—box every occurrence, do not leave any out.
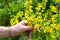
[10,20,31,37]
[15,20,31,31]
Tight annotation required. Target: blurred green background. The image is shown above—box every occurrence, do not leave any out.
[0,0,60,40]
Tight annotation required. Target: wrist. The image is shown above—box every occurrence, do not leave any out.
[9,26,17,37]
[0,27,9,38]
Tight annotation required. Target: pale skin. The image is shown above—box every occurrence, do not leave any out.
[0,21,31,38]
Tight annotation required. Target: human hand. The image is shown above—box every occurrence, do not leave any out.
[15,20,31,31]
[10,20,32,37]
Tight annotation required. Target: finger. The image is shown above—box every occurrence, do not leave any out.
[20,20,28,25]
[22,26,32,31]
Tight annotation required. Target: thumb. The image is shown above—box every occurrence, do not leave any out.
[22,26,32,31]
[20,20,28,25]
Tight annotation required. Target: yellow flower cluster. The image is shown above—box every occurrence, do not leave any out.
[10,0,60,39]
[56,0,60,3]
[36,3,42,11]
[50,6,57,13]
[10,17,19,26]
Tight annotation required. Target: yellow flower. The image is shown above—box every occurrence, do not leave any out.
[44,28,47,33]
[15,19,19,24]
[29,5,33,9]
[10,19,14,26]
[29,0,32,3]
[33,30,36,32]
[27,17,32,21]
[51,16,55,22]
[29,9,33,13]
[50,6,57,13]
[10,16,19,26]
[28,5,33,13]
[48,28,54,34]
[34,24,39,29]
[55,24,60,31]
[50,24,56,29]
[16,11,23,17]
[25,11,29,16]
[36,3,42,11]
[38,3,42,8]
[56,0,60,3]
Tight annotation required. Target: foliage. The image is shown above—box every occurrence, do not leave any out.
[0,0,60,40]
